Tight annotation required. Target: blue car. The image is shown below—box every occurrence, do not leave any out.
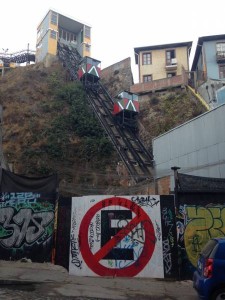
[193,237,225,300]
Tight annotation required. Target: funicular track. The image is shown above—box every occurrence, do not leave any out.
[85,82,154,183]
[57,46,154,183]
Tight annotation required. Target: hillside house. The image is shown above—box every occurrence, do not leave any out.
[36,9,91,65]
[191,34,225,108]
[130,41,192,94]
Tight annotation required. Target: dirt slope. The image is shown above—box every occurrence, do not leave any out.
[0,62,207,196]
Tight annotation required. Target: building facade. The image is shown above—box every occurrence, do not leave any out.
[36,9,91,65]
[191,34,225,108]
[131,41,192,94]
[135,41,192,82]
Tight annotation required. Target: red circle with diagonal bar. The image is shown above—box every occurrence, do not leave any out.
[79,197,156,277]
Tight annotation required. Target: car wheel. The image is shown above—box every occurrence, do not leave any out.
[212,288,225,300]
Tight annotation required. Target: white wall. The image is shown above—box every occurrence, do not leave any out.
[153,103,225,182]
[69,195,165,278]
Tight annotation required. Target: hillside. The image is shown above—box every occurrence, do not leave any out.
[137,89,206,152]
[0,61,207,196]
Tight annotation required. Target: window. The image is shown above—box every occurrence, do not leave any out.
[85,26,91,38]
[51,12,57,25]
[167,72,176,78]
[142,53,151,65]
[219,65,225,79]
[50,30,57,39]
[216,43,225,60]
[37,28,42,39]
[59,28,76,42]
[166,49,175,65]
[85,44,90,52]
[216,42,225,52]
[143,75,152,82]
[36,42,42,49]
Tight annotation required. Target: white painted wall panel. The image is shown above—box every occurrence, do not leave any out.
[218,142,225,161]
[187,151,198,168]
[197,148,208,167]
[219,163,225,177]
[69,195,166,278]
[153,104,225,181]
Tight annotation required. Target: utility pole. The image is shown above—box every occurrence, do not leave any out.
[171,166,180,208]
[27,43,30,65]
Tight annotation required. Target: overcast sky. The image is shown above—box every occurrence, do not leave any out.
[1,0,224,83]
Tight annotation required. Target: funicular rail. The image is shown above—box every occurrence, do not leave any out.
[57,45,154,182]
[85,83,154,183]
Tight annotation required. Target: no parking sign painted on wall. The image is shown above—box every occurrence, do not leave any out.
[69,195,176,278]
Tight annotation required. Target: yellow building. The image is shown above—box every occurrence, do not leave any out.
[36,9,91,65]
[134,41,192,83]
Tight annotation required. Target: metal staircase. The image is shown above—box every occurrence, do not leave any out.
[57,42,82,80]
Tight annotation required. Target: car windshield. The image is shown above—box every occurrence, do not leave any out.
[200,239,218,258]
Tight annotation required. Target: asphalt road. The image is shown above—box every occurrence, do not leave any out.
[0,260,199,300]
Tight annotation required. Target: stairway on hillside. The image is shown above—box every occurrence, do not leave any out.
[57,42,81,81]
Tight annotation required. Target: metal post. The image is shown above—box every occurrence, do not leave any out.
[27,43,30,65]
[171,166,180,207]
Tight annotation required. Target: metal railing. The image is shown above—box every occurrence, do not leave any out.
[0,49,35,66]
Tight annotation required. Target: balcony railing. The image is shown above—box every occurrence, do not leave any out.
[165,58,177,71]
[130,73,188,95]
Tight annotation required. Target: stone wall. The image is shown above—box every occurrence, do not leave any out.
[101,57,134,97]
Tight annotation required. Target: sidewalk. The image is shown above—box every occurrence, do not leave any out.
[0,260,199,299]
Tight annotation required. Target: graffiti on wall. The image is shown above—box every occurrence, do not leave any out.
[177,200,225,279]
[69,195,177,278]
[179,205,225,265]
[0,192,55,262]
[160,196,177,277]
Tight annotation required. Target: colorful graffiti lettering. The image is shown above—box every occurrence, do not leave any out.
[0,207,54,248]
[0,192,56,262]
[183,206,225,267]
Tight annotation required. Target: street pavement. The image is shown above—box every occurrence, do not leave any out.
[0,260,199,299]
